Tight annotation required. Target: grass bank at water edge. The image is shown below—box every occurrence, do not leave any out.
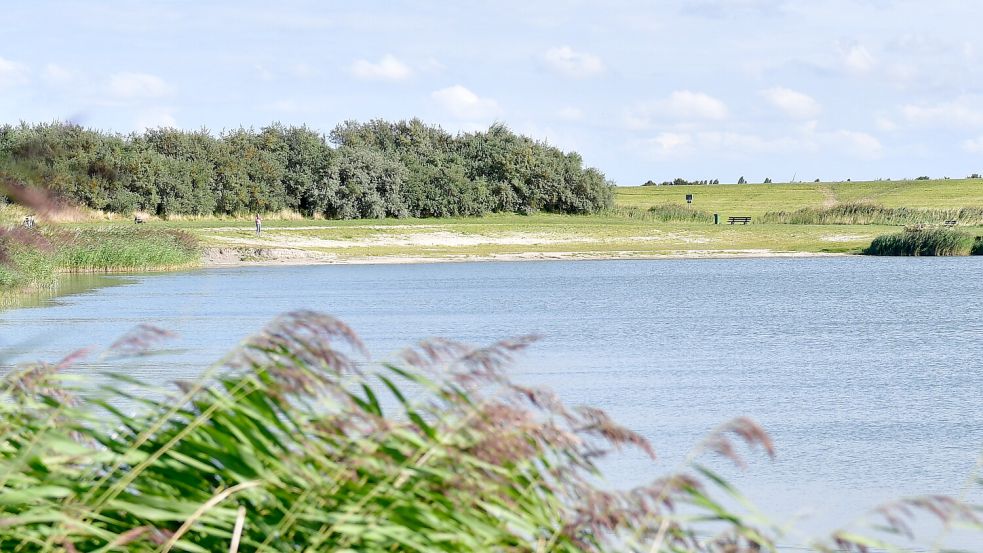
[0,226,200,293]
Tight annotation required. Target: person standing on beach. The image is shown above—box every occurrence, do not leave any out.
[255,214,262,235]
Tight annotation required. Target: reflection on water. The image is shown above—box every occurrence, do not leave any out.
[1,257,982,546]
[0,273,134,311]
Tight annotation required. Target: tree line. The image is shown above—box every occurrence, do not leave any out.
[0,119,614,218]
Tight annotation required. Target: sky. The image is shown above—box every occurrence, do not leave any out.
[1,0,982,185]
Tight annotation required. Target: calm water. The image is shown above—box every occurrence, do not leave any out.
[2,258,982,544]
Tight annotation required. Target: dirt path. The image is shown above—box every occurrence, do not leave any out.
[820,185,838,207]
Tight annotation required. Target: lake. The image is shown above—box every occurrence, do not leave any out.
[2,257,982,546]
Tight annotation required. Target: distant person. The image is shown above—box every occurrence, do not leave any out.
[255,214,262,235]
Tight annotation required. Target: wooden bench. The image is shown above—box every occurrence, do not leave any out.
[943,220,957,227]
[727,216,751,225]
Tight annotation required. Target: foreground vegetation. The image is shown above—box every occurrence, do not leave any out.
[1,312,976,552]
[0,120,613,219]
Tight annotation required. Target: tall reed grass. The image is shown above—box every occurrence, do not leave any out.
[863,228,980,256]
[615,205,715,223]
[0,226,200,292]
[56,227,200,272]
[762,202,983,226]
[1,312,977,552]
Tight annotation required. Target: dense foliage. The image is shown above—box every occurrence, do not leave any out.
[864,228,983,256]
[0,120,613,219]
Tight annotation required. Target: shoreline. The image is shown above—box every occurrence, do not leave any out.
[200,246,849,268]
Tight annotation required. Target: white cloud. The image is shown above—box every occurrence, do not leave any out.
[642,132,695,158]
[287,63,315,79]
[350,54,412,81]
[109,72,172,99]
[556,106,584,121]
[761,87,821,119]
[901,98,983,128]
[964,136,983,153]
[431,85,501,119]
[636,130,804,160]
[135,108,177,131]
[543,46,604,78]
[875,115,899,132]
[635,127,880,161]
[841,43,875,74]
[831,130,882,159]
[42,63,73,85]
[0,56,29,88]
[625,90,728,129]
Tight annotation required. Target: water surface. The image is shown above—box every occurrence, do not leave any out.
[2,257,981,544]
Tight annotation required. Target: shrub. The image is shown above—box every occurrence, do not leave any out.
[2,120,614,220]
[863,228,976,256]
[972,236,983,255]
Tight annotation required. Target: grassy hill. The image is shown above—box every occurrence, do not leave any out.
[616,178,983,217]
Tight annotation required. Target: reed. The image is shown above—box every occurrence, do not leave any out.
[0,226,199,295]
[1,312,977,552]
[0,312,780,552]
[55,227,200,273]
[615,204,715,223]
[762,202,983,226]
[863,228,979,256]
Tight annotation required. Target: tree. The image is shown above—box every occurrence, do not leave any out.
[325,146,408,219]
[1,119,615,219]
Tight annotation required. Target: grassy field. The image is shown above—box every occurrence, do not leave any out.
[3,178,983,287]
[617,178,983,216]
[191,214,885,261]
[170,179,983,263]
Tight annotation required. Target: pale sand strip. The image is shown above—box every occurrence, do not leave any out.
[202,246,844,268]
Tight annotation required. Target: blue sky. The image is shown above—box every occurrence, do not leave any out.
[1,0,982,185]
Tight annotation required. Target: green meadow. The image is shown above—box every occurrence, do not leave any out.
[3,178,983,295]
[616,178,983,215]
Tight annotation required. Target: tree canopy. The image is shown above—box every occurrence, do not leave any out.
[0,120,614,219]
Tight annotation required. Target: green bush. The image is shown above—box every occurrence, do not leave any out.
[972,237,983,255]
[863,228,977,256]
[1,120,614,220]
